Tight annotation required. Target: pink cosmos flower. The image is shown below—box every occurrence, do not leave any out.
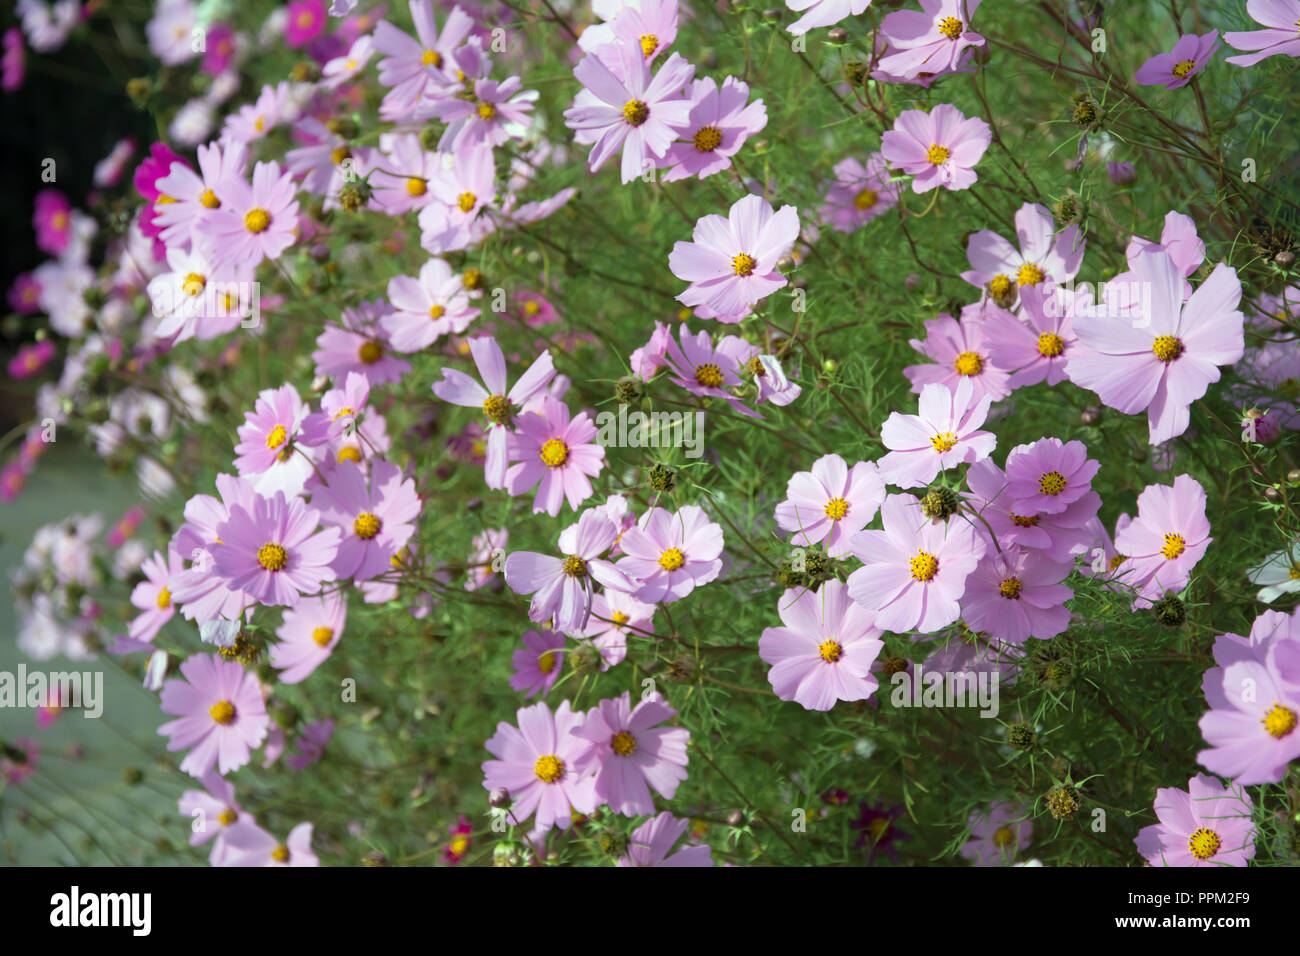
[233,383,331,498]
[579,588,656,669]
[201,23,237,75]
[505,396,605,516]
[877,379,995,489]
[129,548,184,643]
[1113,475,1212,606]
[1126,211,1205,296]
[207,161,301,269]
[153,140,248,251]
[660,325,763,417]
[168,474,259,624]
[270,592,347,684]
[618,812,714,866]
[158,653,270,777]
[416,141,497,253]
[287,719,334,771]
[659,75,767,182]
[419,75,538,152]
[605,0,679,63]
[1224,0,1300,66]
[1135,774,1255,867]
[573,691,690,816]
[286,0,327,47]
[312,305,411,387]
[563,46,694,184]
[615,505,724,604]
[433,339,556,488]
[219,822,319,867]
[759,580,885,711]
[959,544,1073,643]
[774,453,886,556]
[7,340,55,379]
[212,491,342,607]
[322,34,374,87]
[381,257,478,352]
[511,628,566,698]
[960,202,1085,308]
[818,153,899,232]
[372,1,474,121]
[1001,437,1099,517]
[784,0,871,36]
[481,699,597,834]
[1199,634,1300,785]
[983,284,1081,388]
[876,0,986,79]
[307,458,420,582]
[178,770,250,855]
[367,133,441,214]
[33,188,72,256]
[1067,249,1244,445]
[903,308,1012,403]
[466,526,507,591]
[669,193,799,319]
[8,272,41,314]
[881,103,990,193]
[1135,31,1221,89]
[959,802,1031,866]
[846,492,986,633]
[504,509,635,632]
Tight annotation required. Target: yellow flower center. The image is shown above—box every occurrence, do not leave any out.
[989,274,1013,300]
[999,577,1023,599]
[1171,59,1196,78]
[338,446,362,463]
[156,587,172,610]
[354,512,382,539]
[271,844,290,863]
[156,193,176,206]
[931,432,959,453]
[358,341,383,364]
[992,825,1016,848]
[612,731,638,755]
[732,252,757,276]
[1011,512,1039,528]
[422,49,442,67]
[693,125,722,151]
[311,626,333,647]
[854,188,878,210]
[457,191,477,213]
[1108,553,1127,570]
[199,188,221,209]
[953,351,983,376]
[910,551,939,581]
[695,363,725,388]
[612,610,630,626]
[482,394,512,424]
[218,808,238,826]
[534,754,564,783]
[639,34,658,57]
[658,547,685,571]
[429,303,446,321]
[1262,702,1297,738]
[540,438,569,467]
[265,424,288,449]
[818,639,843,663]
[254,116,266,133]
[562,555,588,578]
[537,650,557,674]
[257,543,288,571]
[1187,827,1220,860]
[244,208,271,234]
[1036,332,1065,357]
[1039,470,1067,495]
[477,101,496,120]
[926,143,950,165]
[1161,533,1186,560]
[1152,335,1184,363]
[824,497,849,520]
[183,273,206,297]
[209,700,236,725]
[938,15,963,39]
[1017,262,1045,286]
[622,99,649,126]
[463,268,483,289]
[406,177,428,197]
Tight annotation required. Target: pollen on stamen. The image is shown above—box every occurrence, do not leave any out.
[910,551,939,581]
[999,577,1023,599]
[244,208,271,233]
[537,651,557,674]
[311,627,334,647]
[731,252,757,276]
[477,102,496,120]
[695,363,725,388]
[534,754,564,783]
[482,394,512,425]
[209,700,236,725]
[406,177,428,197]
[1036,332,1065,357]
[1152,335,1184,363]
[422,49,442,67]
[1017,262,1045,286]
[622,99,650,127]
[156,586,172,609]
[818,639,843,663]
[1038,470,1067,495]
[562,555,588,578]
[199,188,221,209]
[926,142,950,165]
[953,351,983,376]
[693,125,722,152]
[257,543,288,571]
[429,303,446,320]
[1187,827,1221,861]
[824,497,849,520]
[354,512,382,540]
[937,15,963,39]
[540,438,569,467]
[612,731,638,755]
[457,191,477,213]
[931,431,959,453]
[639,34,659,57]
[358,341,383,364]
[854,188,878,210]
[658,547,685,571]
[1161,532,1186,559]
[265,424,288,449]
[1262,702,1297,738]
[1171,59,1196,78]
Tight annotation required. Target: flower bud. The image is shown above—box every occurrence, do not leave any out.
[1046,784,1081,820]
[1152,595,1186,627]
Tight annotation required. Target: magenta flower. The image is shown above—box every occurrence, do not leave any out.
[212,491,342,607]
[818,153,899,233]
[759,581,885,711]
[33,188,72,256]
[372,1,474,120]
[659,75,767,183]
[1002,437,1099,517]
[505,396,605,516]
[233,384,331,498]
[959,802,1031,866]
[1067,249,1244,445]
[153,140,248,251]
[774,453,886,556]
[481,699,597,834]
[903,308,1012,403]
[983,284,1081,388]
[2,27,24,93]
[573,691,690,816]
[668,193,799,319]
[1135,774,1256,866]
[158,654,270,777]
[1113,475,1212,605]
[958,544,1073,643]
[381,257,478,352]
[615,505,725,605]
[128,548,184,643]
[219,822,319,867]
[960,202,1085,308]
[504,509,635,633]
[7,339,55,379]
[1135,31,1220,89]
[312,305,411,388]
[419,75,538,152]
[286,0,327,48]
[876,0,986,79]
[660,325,763,417]
[8,272,41,314]
[878,379,996,489]
[270,593,347,684]
[881,103,990,193]
[784,0,871,36]
[307,458,420,582]
[1224,0,1300,67]
[511,628,567,698]
[846,492,986,633]
[200,23,237,75]
[563,46,694,184]
[207,161,300,269]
